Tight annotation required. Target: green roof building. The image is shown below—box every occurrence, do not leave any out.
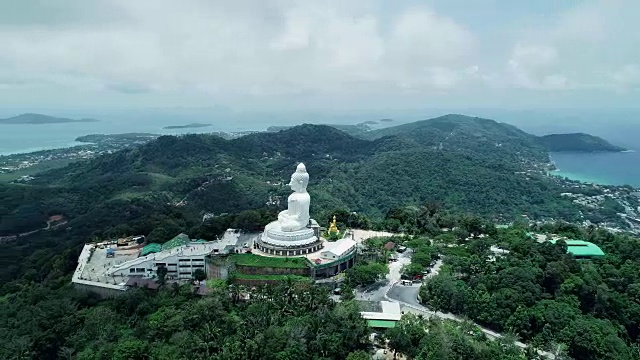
[367,320,397,329]
[161,233,190,251]
[140,234,193,257]
[550,239,605,258]
[141,243,162,256]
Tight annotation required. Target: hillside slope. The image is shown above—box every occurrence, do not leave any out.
[539,133,626,152]
[363,114,550,164]
[0,119,585,288]
[16,120,573,224]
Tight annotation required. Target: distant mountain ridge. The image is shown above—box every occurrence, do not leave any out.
[267,118,394,138]
[538,133,626,152]
[163,123,212,129]
[0,113,99,124]
[27,116,576,223]
[361,114,550,163]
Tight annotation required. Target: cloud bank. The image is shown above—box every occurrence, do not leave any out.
[0,0,638,109]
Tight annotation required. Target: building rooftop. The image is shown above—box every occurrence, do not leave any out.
[322,238,357,257]
[367,320,396,328]
[383,241,396,250]
[162,233,190,251]
[549,239,605,258]
[360,301,402,324]
[73,232,243,291]
[72,244,138,290]
[141,243,162,256]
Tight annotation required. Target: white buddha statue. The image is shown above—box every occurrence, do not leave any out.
[277,163,310,231]
[260,162,318,250]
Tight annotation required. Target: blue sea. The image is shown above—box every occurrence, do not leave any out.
[494,109,640,188]
[0,110,263,156]
[550,151,640,188]
[0,108,389,156]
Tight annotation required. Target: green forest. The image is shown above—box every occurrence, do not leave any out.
[0,117,596,288]
[420,223,640,359]
[1,116,639,359]
[0,280,545,360]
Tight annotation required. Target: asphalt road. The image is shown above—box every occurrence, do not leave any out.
[355,249,412,302]
[386,284,420,307]
[382,259,556,359]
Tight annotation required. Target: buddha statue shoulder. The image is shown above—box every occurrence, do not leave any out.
[277,163,311,232]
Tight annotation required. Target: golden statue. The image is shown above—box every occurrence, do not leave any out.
[329,215,339,234]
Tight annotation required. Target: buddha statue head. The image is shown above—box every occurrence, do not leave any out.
[289,163,309,192]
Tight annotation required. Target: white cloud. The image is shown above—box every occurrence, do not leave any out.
[503,0,640,93]
[506,44,569,90]
[0,0,481,103]
[0,0,638,108]
[612,64,640,89]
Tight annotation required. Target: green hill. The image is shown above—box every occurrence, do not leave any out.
[0,113,99,124]
[539,133,626,152]
[22,120,567,221]
[0,116,596,287]
[364,114,549,163]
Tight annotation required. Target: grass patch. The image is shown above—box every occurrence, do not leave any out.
[234,273,310,281]
[439,246,471,258]
[205,279,227,289]
[146,172,176,187]
[230,254,309,269]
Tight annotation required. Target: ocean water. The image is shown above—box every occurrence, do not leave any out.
[0,109,391,155]
[0,117,244,156]
[487,110,640,188]
[550,151,640,187]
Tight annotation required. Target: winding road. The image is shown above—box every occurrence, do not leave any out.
[373,254,556,359]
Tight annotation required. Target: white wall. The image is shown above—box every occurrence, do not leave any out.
[111,253,206,280]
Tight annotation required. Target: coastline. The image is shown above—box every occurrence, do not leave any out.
[548,169,614,186]
[0,141,90,157]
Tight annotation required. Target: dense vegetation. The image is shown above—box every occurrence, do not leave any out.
[0,117,592,290]
[362,114,550,163]
[386,314,538,360]
[420,223,640,359]
[1,115,637,359]
[540,133,626,152]
[0,280,541,360]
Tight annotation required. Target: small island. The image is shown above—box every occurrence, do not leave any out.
[163,123,212,130]
[539,133,626,152]
[0,113,99,125]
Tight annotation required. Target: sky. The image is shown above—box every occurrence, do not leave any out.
[0,0,639,112]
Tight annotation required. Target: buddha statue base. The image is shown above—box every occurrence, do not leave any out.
[256,219,323,256]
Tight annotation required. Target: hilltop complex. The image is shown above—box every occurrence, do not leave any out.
[71,163,356,296]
